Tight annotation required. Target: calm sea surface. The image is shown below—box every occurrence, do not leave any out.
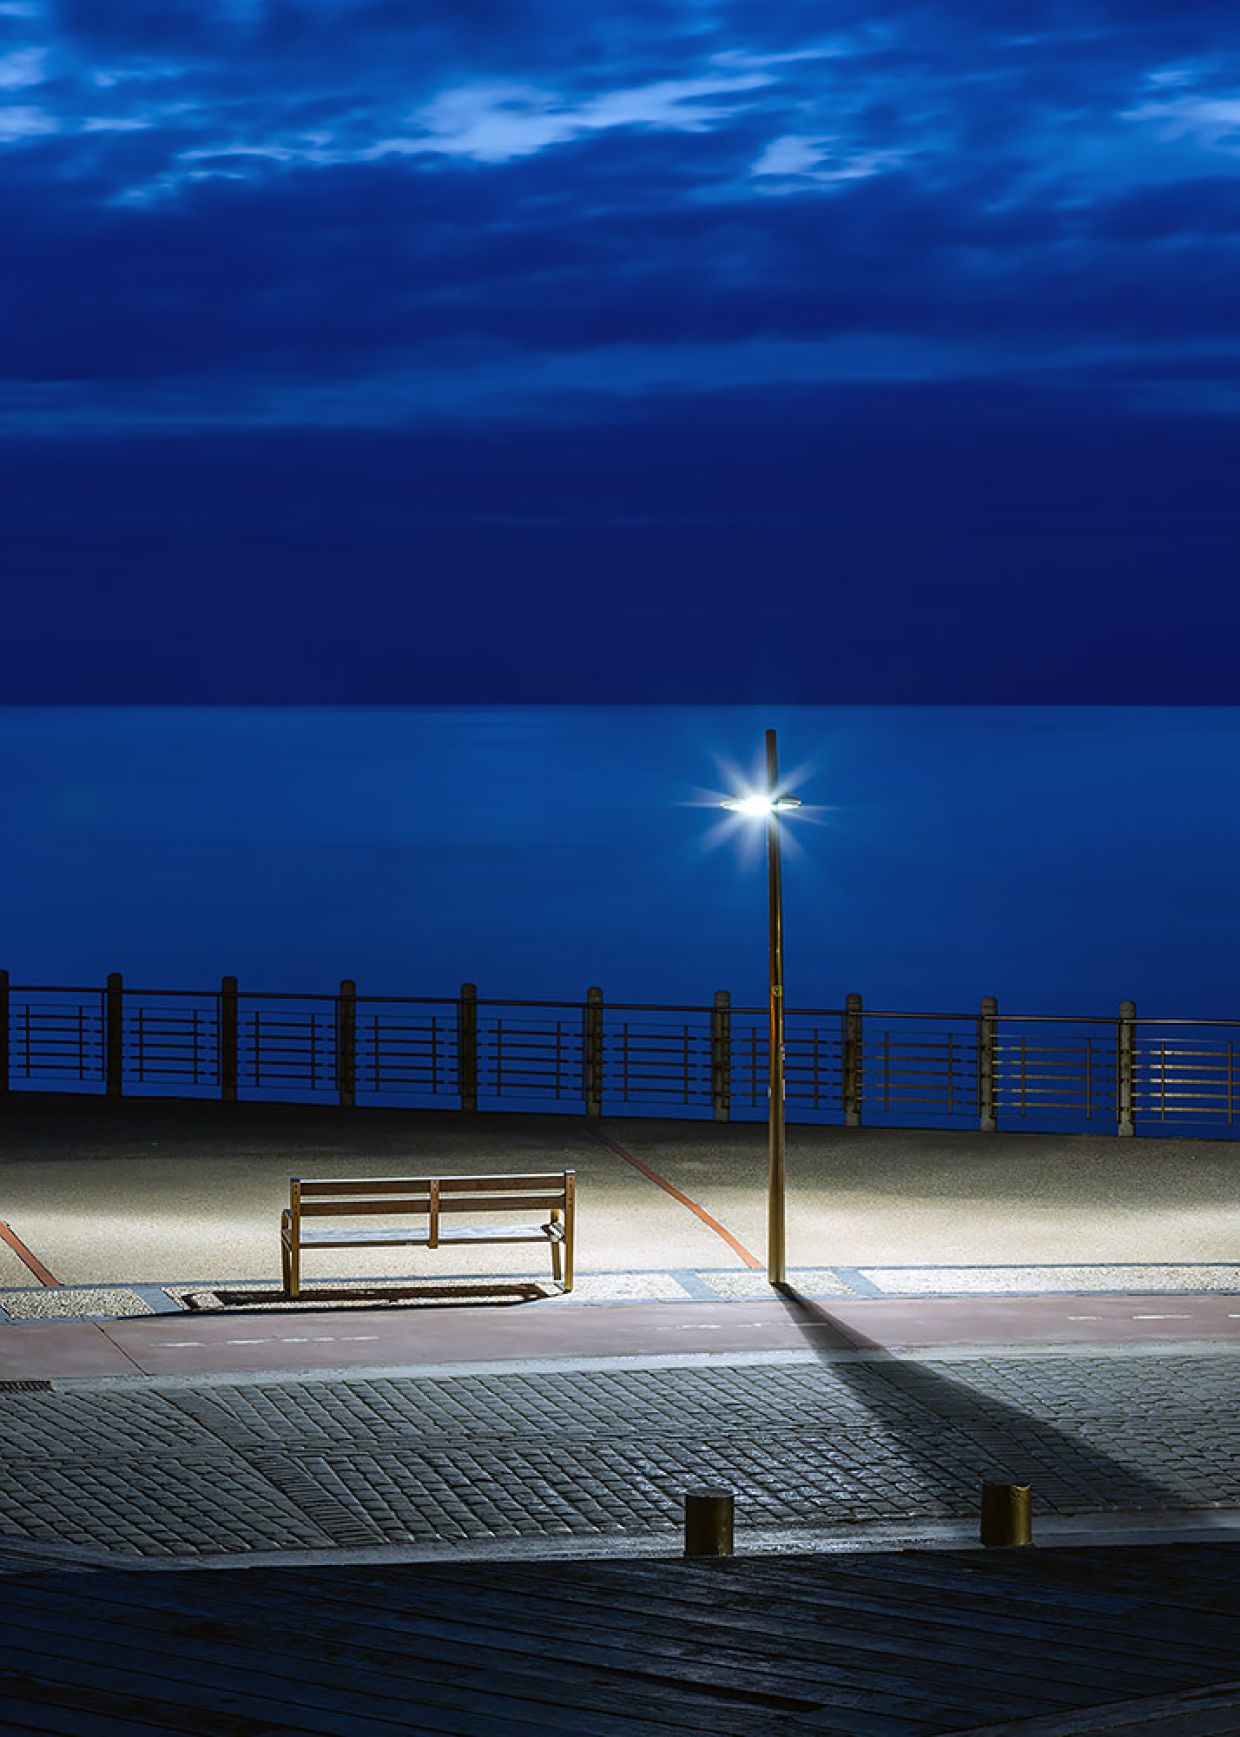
[2,705,1237,1016]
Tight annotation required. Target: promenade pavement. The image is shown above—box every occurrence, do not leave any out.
[2,1093,1239,1293]
[3,1094,1240,1582]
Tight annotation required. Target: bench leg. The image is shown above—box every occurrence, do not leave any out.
[288,1241,301,1301]
[549,1211,562,1286]
[281,1236,291,1298]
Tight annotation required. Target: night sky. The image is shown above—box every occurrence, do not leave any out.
[3,1,1239,702]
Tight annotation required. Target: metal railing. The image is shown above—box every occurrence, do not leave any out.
[1,970,1237,1137]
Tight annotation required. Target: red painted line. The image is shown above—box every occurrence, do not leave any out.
[0,1221,60,1287]
[581,1123,762,1270]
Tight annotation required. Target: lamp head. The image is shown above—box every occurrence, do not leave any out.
[721,792,802,819]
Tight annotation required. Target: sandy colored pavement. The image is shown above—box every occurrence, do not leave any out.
[606,1117,1240,1269]
[0,1094,1237,1287]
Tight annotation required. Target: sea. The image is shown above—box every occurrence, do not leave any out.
[2,705,1237,1019]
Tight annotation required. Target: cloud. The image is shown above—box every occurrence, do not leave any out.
[1124,90,1240,151]
[370,72,774,165]
[0,102,54,137]
[0,0,1232,446]
[0,45,44,86]
[751,132,907,186]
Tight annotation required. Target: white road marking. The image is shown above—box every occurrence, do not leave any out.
[337,1334,379,1342]
[225,1338,266,1345]
[1067,1315,1102,1321]
[156,1340,202,1347]
[1132,1314,1192,1320]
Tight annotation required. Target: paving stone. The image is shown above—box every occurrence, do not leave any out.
[701,1268,854,1300]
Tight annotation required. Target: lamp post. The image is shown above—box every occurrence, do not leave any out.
[722,728,800,1287]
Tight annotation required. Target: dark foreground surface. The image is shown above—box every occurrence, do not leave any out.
[2,1543,1239,1736]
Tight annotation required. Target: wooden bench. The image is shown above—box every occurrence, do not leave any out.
[280,1170,575,1299]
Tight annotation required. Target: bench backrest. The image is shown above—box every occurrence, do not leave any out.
[289,1172,573,1220]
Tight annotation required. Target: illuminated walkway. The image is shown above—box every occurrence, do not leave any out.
[1,1094,1238,1295]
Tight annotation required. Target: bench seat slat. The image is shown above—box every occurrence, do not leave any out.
[297,1174,568,1195]
[298,1193,566,1217]
[291,1223,565,1248]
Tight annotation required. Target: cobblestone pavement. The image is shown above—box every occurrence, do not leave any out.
[2,1346,1239,1562]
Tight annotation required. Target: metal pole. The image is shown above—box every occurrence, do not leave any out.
[584,985,604,1117]
[220,975,238,1102]
[338,978,357,1109]
[766,728,787,1288]
[105,972,124,1098]
[458,982,478,1113]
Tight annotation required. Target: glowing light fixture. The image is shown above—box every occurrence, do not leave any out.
[721,792,801,819]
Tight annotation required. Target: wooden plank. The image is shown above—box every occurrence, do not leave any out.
[298,1194,565,1216]
[956,1678,1240,1736]
[70,1567,922,1734]
[296,1223,556,1246]
[534,1558,1235,1681]
[6,1546,1240,1737]
[0,1598,768,1737]
[701,1559,1240,1671]
[28,1568,966,1731]
[155,1571,1044,1727]
[0,1662,303,1735]
[0,1694,181,1737]
[433,1562,1168,1703]
[296,1173,569,1194]
[958,1544,1240,1617]
[10,1577,795,1737]
[0,1636,640,1737]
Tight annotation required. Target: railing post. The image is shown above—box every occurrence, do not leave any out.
[458,982,478,1112]
[978,996,998,1132]
[220,975,238,1101]
[338,978,357,1109]
[711,989,731,1122]
[105,972,124,1097]
[842,992,863,1126]
[0,969,8,1100]
[1117,998,1136,1136]
[584,986,604,1118]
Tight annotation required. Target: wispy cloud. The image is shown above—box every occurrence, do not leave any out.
[376,71,775,165]
[0,46,44,88]
[0,102,54,138]
[1124,90,1240,152]
[751,132,906,187]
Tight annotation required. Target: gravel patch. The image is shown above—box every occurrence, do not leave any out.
[0,1287,156,1321]
[865,1264,1240,1295]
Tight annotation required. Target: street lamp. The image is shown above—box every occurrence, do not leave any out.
[722,728,801,1286]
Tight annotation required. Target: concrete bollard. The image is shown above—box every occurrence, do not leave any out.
[684,1488,734,1557]
[980,1481,1032,1547]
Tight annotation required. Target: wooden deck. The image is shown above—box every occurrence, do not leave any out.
[1,1542,1239,1734]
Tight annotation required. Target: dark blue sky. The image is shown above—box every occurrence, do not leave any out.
[3,1,1239,701]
